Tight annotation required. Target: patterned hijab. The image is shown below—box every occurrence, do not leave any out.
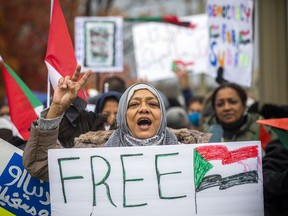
[105,83,178,147]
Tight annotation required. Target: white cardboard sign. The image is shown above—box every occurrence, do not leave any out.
[132,14,208,82]
[48,141,263,216]
[75,16,123,73]
[206,0,254,87]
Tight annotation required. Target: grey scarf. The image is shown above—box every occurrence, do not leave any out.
[105,83,178,147]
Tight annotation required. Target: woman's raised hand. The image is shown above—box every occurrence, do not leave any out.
[46,65,92,119]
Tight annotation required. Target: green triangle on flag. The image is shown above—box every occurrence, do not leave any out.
[1,56,44,140]
[194,149,213,189]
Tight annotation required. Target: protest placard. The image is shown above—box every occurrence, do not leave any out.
[75,16,123,73]
[132,14,208,82]
[48,141,263,216]
[207,0,254,87]
[0,139,50,216]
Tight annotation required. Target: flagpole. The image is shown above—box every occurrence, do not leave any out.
[47,76,51,108]
[50,0,54,21]
[46,0,53,108]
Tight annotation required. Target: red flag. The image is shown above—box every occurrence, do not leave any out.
[1,57,44,140]
[257,118,288,131]
[257,118,288,150]
[258,124,273,150]
[45,0,86,101]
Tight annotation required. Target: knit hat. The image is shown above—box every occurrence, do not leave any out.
[166,107,189,129]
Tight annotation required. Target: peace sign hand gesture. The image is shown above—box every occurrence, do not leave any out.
[46,65,92,119]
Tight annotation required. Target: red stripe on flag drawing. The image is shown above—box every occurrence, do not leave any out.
[195,145,258,165]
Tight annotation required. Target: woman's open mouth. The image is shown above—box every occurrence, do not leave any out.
[137,118,152,129]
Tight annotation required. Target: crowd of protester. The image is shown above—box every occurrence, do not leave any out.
[1,64,288,216]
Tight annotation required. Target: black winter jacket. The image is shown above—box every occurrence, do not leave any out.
[263,139,288,216]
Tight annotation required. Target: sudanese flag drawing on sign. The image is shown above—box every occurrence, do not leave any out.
[194,144,259,192]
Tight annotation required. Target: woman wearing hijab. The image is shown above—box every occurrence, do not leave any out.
[95,91,122,131]
[105,83,180,147]
[23,66,211,182]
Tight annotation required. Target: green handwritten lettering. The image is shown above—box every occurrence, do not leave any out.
[120,154,147,208]
[58,157,83,203]
[155,153,186,199]
[90,155,116,207]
